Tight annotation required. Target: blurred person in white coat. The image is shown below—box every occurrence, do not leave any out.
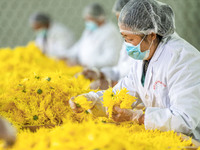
[0,117,16,147]
[100,0,133,81]
[29,12,75,59]
[82,0,133,90]
[67,3,122,69]
[70,0,200,141]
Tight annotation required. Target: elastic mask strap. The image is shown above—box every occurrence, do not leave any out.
[139,35,146,45]
[148,40,154,50]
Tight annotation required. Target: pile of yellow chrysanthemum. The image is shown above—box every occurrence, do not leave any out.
[0,43,93,129]
[0,120,195,150]
[0,42,82,94]
[0,43,199,150]
[0,73,92,129]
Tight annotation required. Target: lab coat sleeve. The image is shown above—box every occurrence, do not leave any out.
[90,32,122,68]
[47,24,75,58]
[144,48,200,137]
[65,41,81,60]
[118,57,133,79]
[50,33,75,58]
[100,44,129,81]
[100,66,120,81]
[65,31,89,61]
[117,44,133,79]
[113,66,143,108]
[49,38,69,58]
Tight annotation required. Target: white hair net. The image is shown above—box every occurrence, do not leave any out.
[83,3,105,20]
[112,0,131,14]
[29,12,51,26]
[118,0,175,37]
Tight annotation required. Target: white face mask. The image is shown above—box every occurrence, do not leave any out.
[85,21,98,31]
[125,35,153,60]
[35,28,47,38]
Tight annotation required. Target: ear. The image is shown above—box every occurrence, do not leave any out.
[115,12,120,19]
[97,19,105,26]
[149,33,157,41]
[147,33,156,42]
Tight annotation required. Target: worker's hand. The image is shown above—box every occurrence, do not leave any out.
[82,68,99,80]
[90,78,111,90]
[69,97,84,113]
[82,68,105,81]
[112,106,143,123]
[59,57,68,62]
[69,93,98,113]
[67,59,79,67]
[69,92,107,117]
[112,81,118,87]
[0,118,16,147]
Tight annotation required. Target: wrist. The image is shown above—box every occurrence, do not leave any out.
[138,114,145,125]
[99,72,105,79]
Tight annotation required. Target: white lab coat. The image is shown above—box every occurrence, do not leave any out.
[87,33,200,140]
[35,22,75,59]
[100,42,133,81]
[113,33,200,140]
[67,22,122,69]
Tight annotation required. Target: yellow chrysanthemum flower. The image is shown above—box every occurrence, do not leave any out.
[103,87,137,118]
[73,95,93,110]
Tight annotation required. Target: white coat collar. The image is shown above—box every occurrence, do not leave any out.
[151,36,171,62]
[143,36,171,90]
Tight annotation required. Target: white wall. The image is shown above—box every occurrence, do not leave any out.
[0,0,199,50]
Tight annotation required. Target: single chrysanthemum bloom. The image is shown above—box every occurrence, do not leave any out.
[102,87,136,118]
[73,95,93,110]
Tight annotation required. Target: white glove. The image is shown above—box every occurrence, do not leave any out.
[69,97,84,113]
[86,92,107,117]
[112,106,143,123]
[69,92,107,117]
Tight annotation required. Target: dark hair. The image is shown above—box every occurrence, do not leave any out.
[119,0,175,37]
[30,12,51,25]
[83,3,105,19]
[157,34,163,42]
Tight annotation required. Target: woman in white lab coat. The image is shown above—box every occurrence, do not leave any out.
[70,0,200,141]
[81,0,133,90]
[29,12,75,59]
[92,0,133,81]
[67,3,122,69]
